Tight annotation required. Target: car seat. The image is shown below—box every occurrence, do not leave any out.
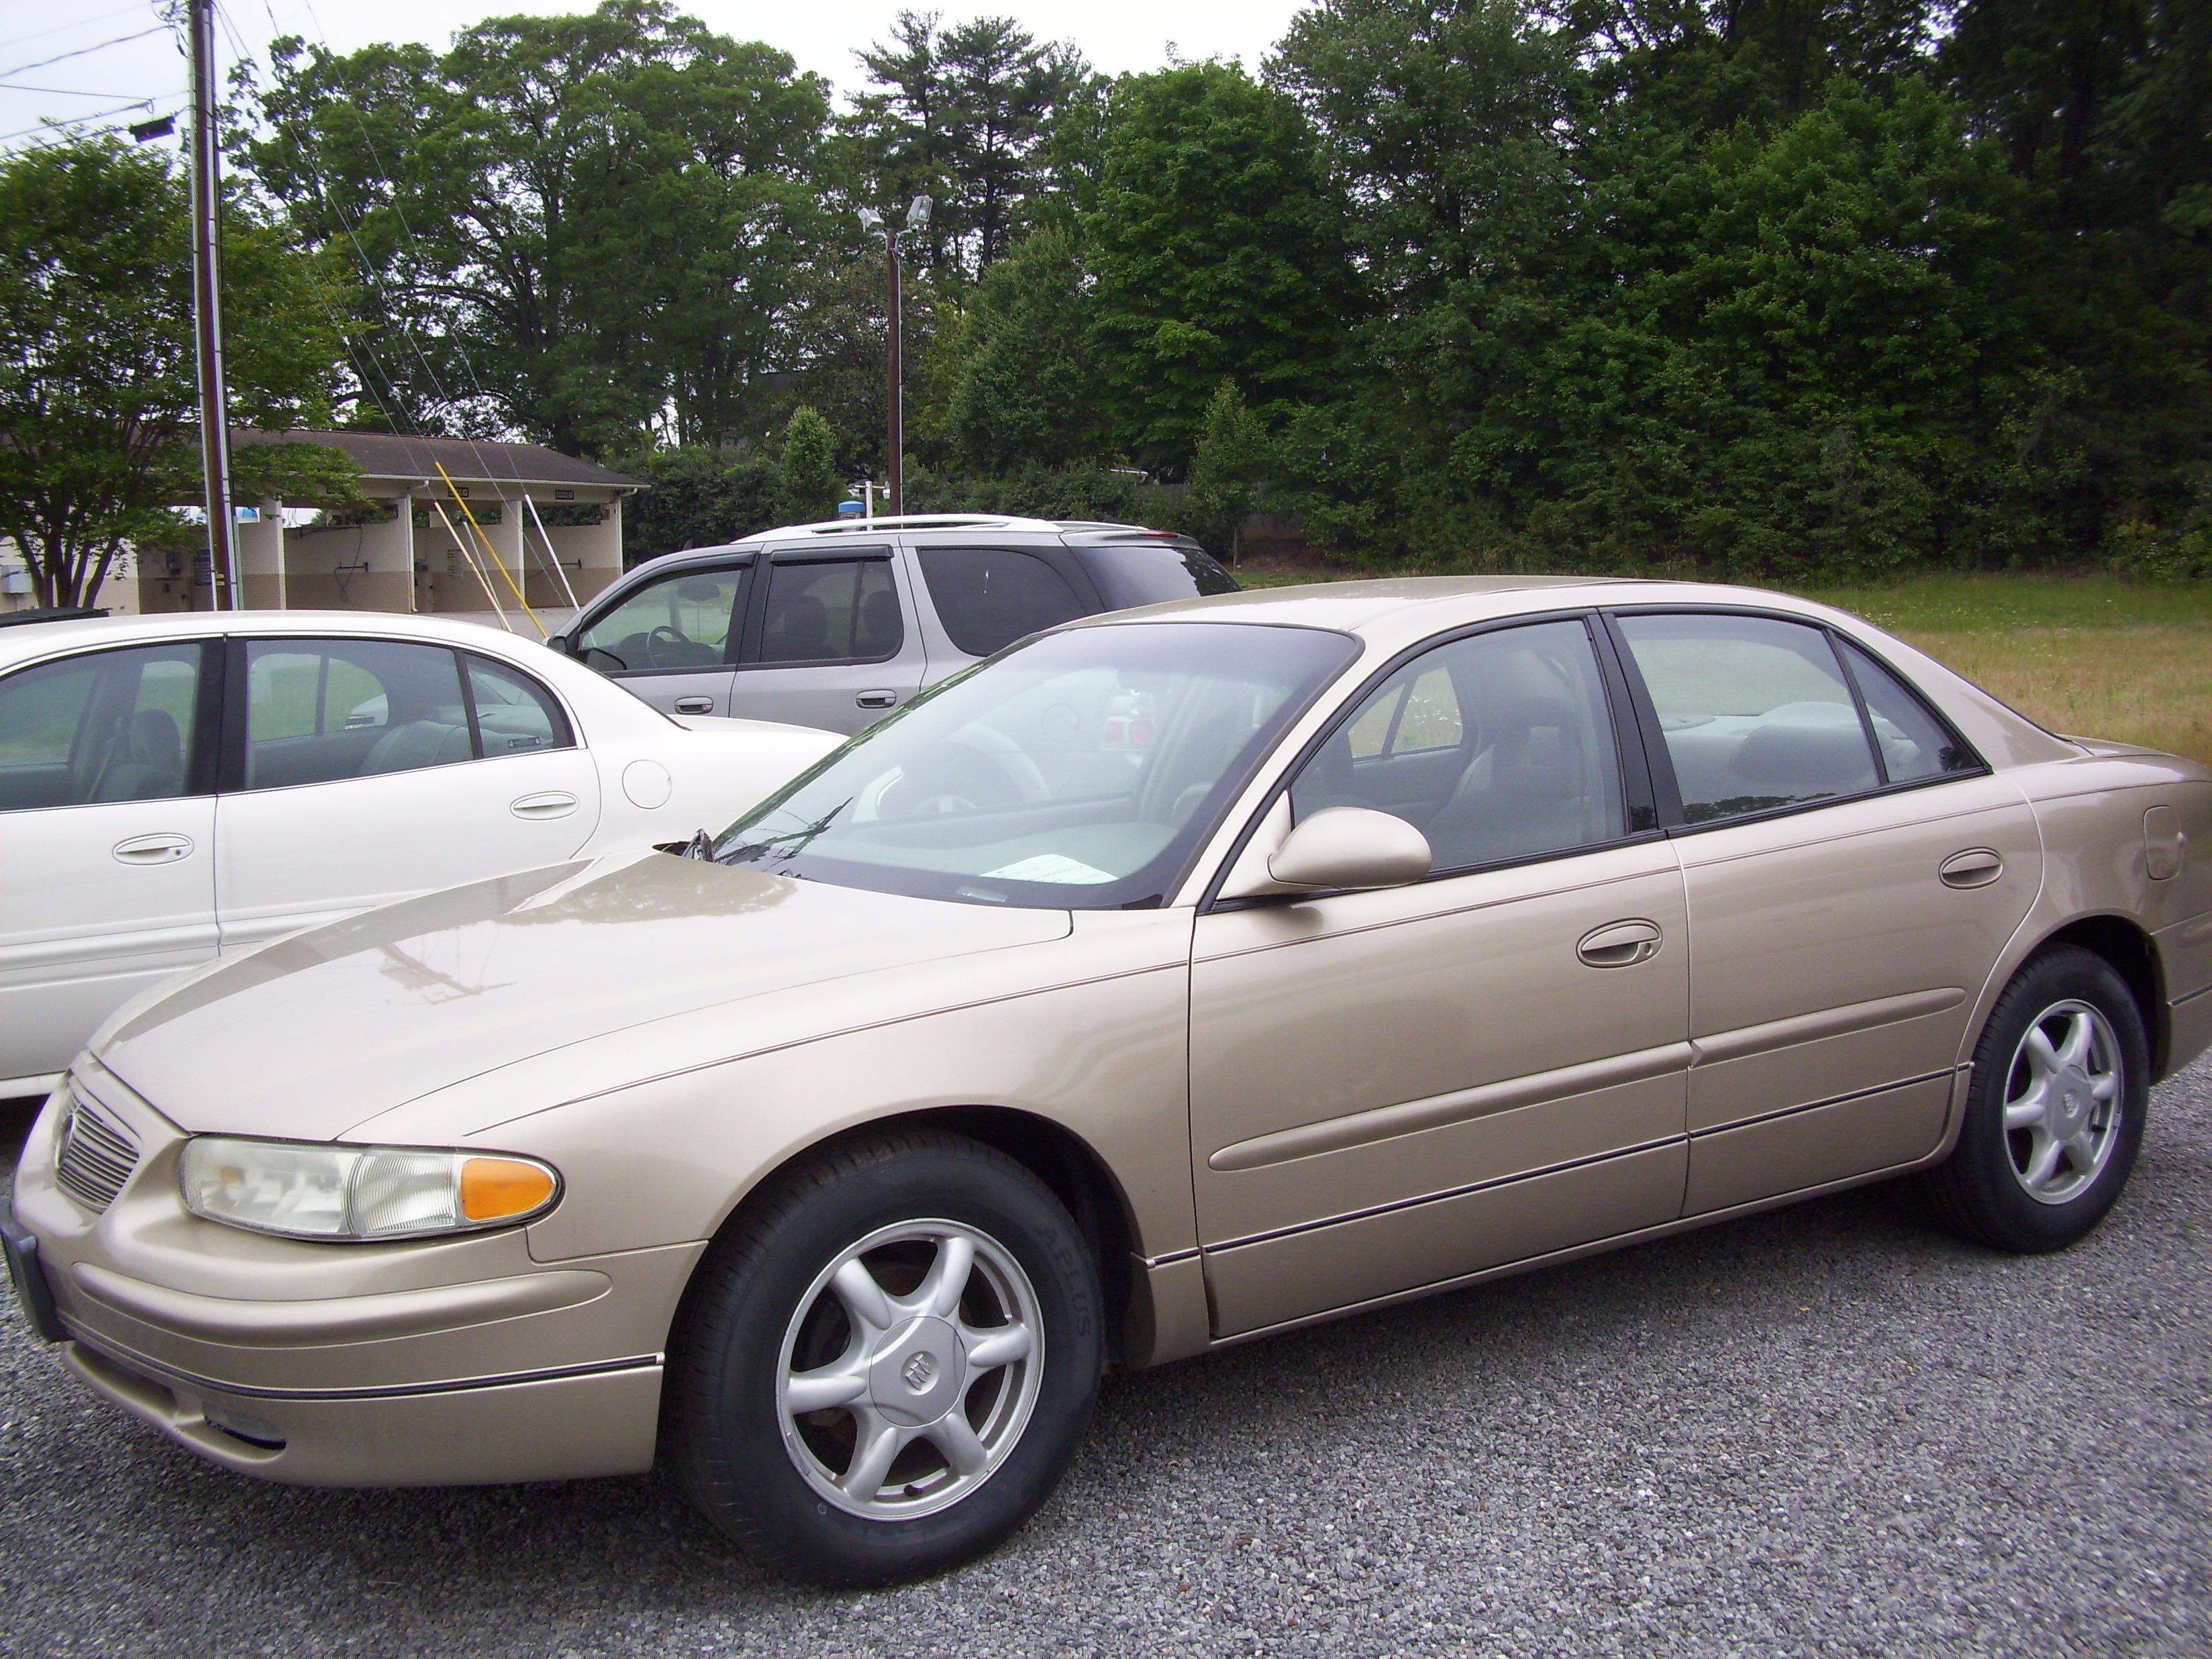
[89,709,185,802]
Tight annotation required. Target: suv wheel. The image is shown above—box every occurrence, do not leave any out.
[666,1130,1101,1585]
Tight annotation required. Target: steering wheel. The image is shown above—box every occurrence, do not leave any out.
[644,625,687,670]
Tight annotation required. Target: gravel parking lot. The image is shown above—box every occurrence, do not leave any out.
[3,1060,2207,1659]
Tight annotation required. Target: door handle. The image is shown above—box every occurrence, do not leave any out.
[1576,919,1662,968]
[510,791,580,820]
[672,697,714,715]
[1939,848,2004,889]
[112,833,194,865]
[856,689,899,710]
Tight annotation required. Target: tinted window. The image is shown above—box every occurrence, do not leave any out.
[1071,543,1239,610]
[576,565,744,672]
[1617,613,1878,823]
[1295,620,1625,871]
[716,622,1356,909]
[466,656,572,756]
[245,640,471,789]
[0,644,203,811]
[758,559,903,664]
[1838,640,1979,784]
[919,547,1087,657]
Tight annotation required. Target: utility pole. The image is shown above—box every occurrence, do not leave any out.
[188,0,240,609]
[858,196,930,517]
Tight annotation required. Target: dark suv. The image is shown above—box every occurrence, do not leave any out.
[550,515,1240,732]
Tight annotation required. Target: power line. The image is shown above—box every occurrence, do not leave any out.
[3,83,153,97]
[0,98,164,146]
[0,5,158,56]
[0,23,170,84]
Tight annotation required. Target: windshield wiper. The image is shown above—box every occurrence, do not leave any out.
[714,797,855,866]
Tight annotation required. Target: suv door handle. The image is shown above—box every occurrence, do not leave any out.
[672,696,714,715]
[510,791,579,820]
[112,833,194,865]
[856,690,899,709]
[1939,848,2004,889]
[1576,919,1662,968]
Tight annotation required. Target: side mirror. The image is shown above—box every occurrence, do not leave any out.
[1221,805,1431,900]
[544,633,568,654]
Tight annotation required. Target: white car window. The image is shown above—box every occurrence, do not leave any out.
[0,644,204,810]
[465,655,572,756]
[244,639,472,790]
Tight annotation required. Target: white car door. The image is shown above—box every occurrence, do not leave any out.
[0,639,219,1091]
[214,637,603,950]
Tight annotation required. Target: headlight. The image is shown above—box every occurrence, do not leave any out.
[178,1138,560,1242]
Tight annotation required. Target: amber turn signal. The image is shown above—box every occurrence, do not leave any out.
[460,1157,559,1222]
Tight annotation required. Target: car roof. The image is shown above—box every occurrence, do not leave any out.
[1063,575,1872,649]
[0,609,560,667]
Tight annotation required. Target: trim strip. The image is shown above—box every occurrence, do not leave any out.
[1690,987,1964,1067]
[1688,1067,1960,1137]
[61,1329,660,1403]
[1208,1041,1692,1172]
[1206,1134,1685,1254]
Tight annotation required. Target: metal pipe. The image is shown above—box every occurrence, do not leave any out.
[886,228,903,516]
[188,0,239,611]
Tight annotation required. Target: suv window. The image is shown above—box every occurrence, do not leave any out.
[1837,639,1979,784]
[1293,619,1625,872]
[245,639,472,789]
[1068,543,1238,611]
[1615,613,1879,823]
[576,565,744,672]
[0,643,205,811]
[918,546,1087,658]
[758,558,903,664]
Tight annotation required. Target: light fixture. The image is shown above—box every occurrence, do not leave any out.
[857,206,883,233]
[906,194,932,231]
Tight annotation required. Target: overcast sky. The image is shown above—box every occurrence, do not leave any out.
[1,1,1312,153]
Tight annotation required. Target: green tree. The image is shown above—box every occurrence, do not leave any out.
[774,405,843,525]
[251,0,832,455]
[1089,62,1354,474]
[0,137,358,608]
[844,11,1090,284]
[619,445,779,560]
[1184,381,1270,564]
[946,229,1102,471]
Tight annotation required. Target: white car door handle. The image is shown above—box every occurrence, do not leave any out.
[510,791,580,820]
[672,696,714,715]
[856,689,899,709]
[113,833,195,864]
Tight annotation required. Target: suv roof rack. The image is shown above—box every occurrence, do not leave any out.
[758,513,1066,538]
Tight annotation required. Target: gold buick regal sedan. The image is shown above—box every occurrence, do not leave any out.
[6,579,2210,1584]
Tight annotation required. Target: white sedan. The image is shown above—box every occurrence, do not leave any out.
[0,610,840,1099]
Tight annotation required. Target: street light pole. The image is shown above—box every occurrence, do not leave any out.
[859,196,930,519]
[187,0,240,610]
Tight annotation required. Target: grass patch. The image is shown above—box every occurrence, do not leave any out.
[1227,566,2212,765]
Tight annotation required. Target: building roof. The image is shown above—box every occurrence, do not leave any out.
[232,430,644,491]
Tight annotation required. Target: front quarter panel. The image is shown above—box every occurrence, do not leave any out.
[346,909,1199,1267]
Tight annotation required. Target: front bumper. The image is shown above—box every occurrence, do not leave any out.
[11,1063,699,1488]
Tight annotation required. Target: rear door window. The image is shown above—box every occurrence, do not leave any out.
[1615,613,1880,823]
[757,558,903,664]
[1836,639,1980,784]
[244,639,472,789]
[919,546,1088,657]
[465,656,573,756]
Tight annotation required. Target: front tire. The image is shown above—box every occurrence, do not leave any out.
[666,1130,1101,1585]
[1921,945,2150,1253]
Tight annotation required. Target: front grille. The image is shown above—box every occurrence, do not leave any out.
[54,1091,140,1214]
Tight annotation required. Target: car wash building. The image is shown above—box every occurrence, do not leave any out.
[130,430,641,619]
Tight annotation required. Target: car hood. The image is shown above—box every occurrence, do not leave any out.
[93,852,1070,1140]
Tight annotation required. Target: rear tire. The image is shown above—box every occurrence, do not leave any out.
[1921,945,2148,1252]
[665,1129,1101,1585]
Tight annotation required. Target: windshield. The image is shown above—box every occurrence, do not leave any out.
[713,621,1356,909]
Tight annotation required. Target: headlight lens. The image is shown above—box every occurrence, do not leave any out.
[178,1138,560,1242]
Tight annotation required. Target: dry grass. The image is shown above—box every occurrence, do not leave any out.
[1887,627,2212,765]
